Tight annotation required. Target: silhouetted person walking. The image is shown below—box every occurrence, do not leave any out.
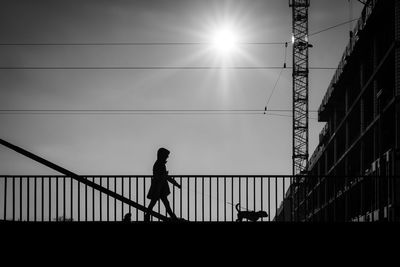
[144,148,181,222]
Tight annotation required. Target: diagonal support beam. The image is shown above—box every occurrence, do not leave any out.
[0,138,170,222]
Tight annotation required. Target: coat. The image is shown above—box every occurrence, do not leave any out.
[146,159,170,200]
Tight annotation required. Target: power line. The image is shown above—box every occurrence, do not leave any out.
[0,112,319,120]
[308,18,359,37]
[0,66,339,70]
[0,41,287,46]
[265,68,285,107]
[0,109,319,113]
[265,42,288,110]
[0,109,320,120]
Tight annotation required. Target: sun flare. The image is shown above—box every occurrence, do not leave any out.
[210,25,239,55]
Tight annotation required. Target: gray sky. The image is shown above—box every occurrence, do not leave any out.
[0,0,364,175]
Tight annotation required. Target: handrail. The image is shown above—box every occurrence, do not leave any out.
[0,139,169,221]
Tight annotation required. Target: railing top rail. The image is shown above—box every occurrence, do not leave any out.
[1,175,399,178]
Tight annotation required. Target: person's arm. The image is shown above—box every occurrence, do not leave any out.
[167,176,181,189]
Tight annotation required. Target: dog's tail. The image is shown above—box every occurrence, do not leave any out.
[235,203,241,212]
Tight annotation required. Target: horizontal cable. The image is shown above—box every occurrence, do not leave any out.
[0,109,320,120]
[0,109,319,113]
[0,112,319,120]
[309,18,359,37]
[0,66,338,70]
[0,42,287,46]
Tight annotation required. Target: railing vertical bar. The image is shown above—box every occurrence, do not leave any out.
[99,177,102,221]
[107,177,110,222]
[56,176,58,221]
[261,177,263,222]
[276,177,278,221]
[34,177,37,222]
[93,177,95,221]
[27,177,30,221]
[202,177,204,222]
[283,176,285,221]
[114,177,117,221]
[20,177,22,221]
[4,177,7,221]
[13,177,15,221]
[239,177,241,213]
[70,177,73,222]
[48,177,51,221]
[290,176,293,222]
[216,177,219,222]
[85,177,88,222]
[78,178,80,222]
[62,177,65,222]
[187,177,190,221]
[143,177,145,222]
[40,177,43,222]
[136,177,138,221]
[194,177,197,222]
[268,177,271,222]
[129,177,132,215]
[246,177,248,212]
[173,177,175,216]
[224,177,226,222]
[254,177,256,212]
[180,177,182,219]
[121,177,124,220]
[231,177,234,221]
[209,177,212,221]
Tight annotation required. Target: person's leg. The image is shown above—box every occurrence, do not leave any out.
[144,199,158,222]
[161,197,178,220]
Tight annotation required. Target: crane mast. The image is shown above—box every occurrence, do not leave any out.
[289,0,311,176]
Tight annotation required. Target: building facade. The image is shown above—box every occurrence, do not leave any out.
[278,0,400,222]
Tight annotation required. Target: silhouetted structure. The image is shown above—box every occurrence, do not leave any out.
[290,0,311,176]
[278,0,400,222]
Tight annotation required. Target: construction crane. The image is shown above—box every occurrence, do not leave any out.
[289,0,312,176]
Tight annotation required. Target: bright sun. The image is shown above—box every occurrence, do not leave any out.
[210,25,239,55]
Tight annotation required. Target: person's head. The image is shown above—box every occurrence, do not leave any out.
[157,147,170,162]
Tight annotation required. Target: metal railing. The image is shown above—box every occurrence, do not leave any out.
[0,175,292,222]
[1,174,398,222]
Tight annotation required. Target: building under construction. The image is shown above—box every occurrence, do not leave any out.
[277,0,400,222]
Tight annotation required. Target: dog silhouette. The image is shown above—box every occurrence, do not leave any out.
[235,203,268,222]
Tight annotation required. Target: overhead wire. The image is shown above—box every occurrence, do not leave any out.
[264,42,288,112]
[0,41,287,46]
[0,66,338,70]
[308,18,359,37]
[0,18,355,121]
[0,109,319,113]
[0,109,320,120]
